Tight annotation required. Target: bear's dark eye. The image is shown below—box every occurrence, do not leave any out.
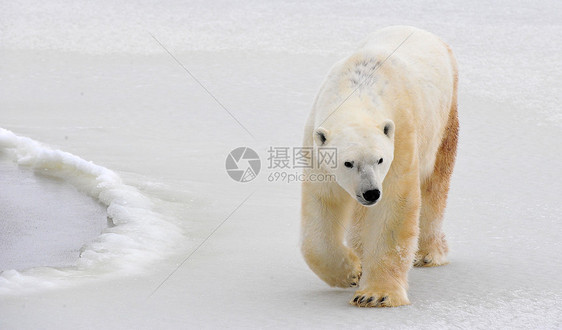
[378,158,383,164]
[344,161,354,168]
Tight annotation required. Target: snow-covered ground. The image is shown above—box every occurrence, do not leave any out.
[1,1,561,328]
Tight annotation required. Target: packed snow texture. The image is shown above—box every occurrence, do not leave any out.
[1,0,561,329]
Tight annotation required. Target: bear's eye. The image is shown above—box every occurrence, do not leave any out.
[378,158,383,164]
[344,161,354,168]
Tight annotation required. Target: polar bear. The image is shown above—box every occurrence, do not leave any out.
[301,26,458,307]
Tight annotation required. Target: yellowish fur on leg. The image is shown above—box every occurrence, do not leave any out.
[416,45,458,268]
[351,163,420,308]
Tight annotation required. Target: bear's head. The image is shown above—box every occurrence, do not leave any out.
[313,119,394,206]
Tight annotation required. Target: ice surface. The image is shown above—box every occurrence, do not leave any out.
[0,158,107,271]
[1,0,561,329]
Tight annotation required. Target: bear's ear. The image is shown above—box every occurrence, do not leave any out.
[382,120,395,139]
[314,127,329,146]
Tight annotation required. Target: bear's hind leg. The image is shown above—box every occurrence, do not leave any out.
[416,99,459,267]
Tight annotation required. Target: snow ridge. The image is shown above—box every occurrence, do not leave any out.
[0,128,186,294]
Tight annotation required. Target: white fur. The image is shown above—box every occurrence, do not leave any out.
[301,26,457,307]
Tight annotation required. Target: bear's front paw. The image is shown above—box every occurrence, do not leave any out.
[349,288,410,308]
[331,253,362,288]
[346,264,362,288]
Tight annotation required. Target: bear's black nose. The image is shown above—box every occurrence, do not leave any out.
[363,189,380,203]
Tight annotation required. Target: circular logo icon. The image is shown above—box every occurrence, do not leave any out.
[225,147,261,182]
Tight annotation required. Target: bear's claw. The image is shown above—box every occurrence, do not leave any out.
[350,294,389,307]
[415,235,449,267]
[348,269,362,287]
[413,251,448,267]
[350,288,409,308]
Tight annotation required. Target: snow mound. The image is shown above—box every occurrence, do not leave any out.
[0,128,186,294]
